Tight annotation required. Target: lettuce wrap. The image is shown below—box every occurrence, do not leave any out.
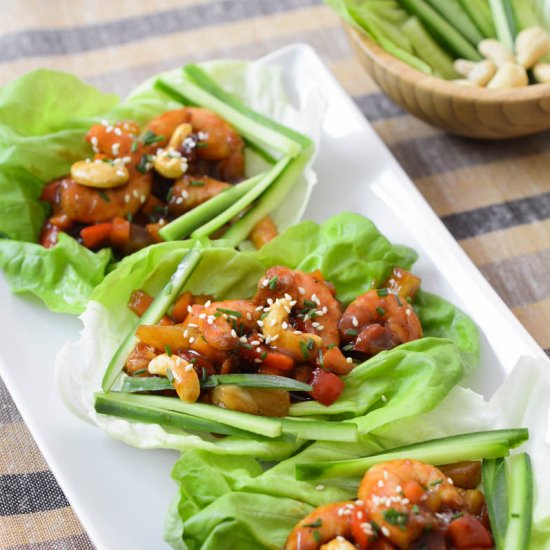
[0,60,324,314]
[164,356,550,550]
[56,213,480,461]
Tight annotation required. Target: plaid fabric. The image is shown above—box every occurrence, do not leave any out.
[1,0,549,548]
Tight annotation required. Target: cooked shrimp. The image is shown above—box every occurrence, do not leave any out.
[285,501,354,550]
[339,290,422,356]
[86,120,142,161]
[358,459,463,549]
[249,215,279,249]
[254,266,342,347]
[201,300,261,351]
[167,175,231,216]
[262,297,322,361]
[383,268,421,301]
[146,107,245,181]
[57,168,153,224]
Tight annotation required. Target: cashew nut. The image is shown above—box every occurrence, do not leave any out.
[533,62,550,83]
[515,26,550,69]
[487,62,529,89]
[467,60,497,86]
[168,123,193,150]
[453,59,477,77]
[262,297,322,361]
[147,353,200,402]
[479,39,515,68]
[70,160,129,189]
[153,149,188,179]
[320,538,356,550]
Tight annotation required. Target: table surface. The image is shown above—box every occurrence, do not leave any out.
[1,1,549,548]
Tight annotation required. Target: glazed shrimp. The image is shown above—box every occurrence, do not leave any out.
[201,300,261,351]
[58,168,152,224]
[167,175,231,216]
[254,266,342,347]
[146,108,245,182]
[339,290,422,357]
[358,459,463,549]
[285,501,355,550]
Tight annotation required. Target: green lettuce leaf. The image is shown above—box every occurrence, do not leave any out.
[56,213,480,460]
[0,61,323,313]
[164,357,550,550]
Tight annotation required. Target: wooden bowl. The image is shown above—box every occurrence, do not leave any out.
[346,24,550,139]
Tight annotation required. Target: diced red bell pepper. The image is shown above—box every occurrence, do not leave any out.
[447,515,493,548]
[309,368,344,406]
[80,222,112,249]
[402,480,425,504]
[110,216,131,248]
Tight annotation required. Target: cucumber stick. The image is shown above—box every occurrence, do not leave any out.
[397,0,483,60]
[401,17,458,78]
[222,147,313,247]
[424,0,485,45]
[281,418,358,443]
[101,249,201,391]
[159,173,265,241]
[295,428,528,480]
[504,453,533,550]
[191,155,292,239]
[121,374,313,393]
[483,457,509,548]
[458,0,497,38]
[95,392,257,438]
[488,0,516,48]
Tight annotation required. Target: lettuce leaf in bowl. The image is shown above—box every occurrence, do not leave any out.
[0,60,324,314]
[56,212,480,460]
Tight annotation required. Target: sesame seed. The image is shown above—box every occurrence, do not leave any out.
[184,364,194,371]
[114,127,122,136]
[317,325,324,331]
[124,194,130,204]
[181,191,189,199]
[298,287,305,295]
[284,293,292,301]
[250,340,260,346]
[357,511,363,519]
[106,125,113,133]
[262,278,269,287]
[282,322,288,329]
[112,143,121,156]
[352,316,359,327]
[187,305,193,313]
[183,330,189,338]
[378,480,384,488]
[133,190,139,198]
[447,478,454,485]
[254,358,262,363]
[204,300,211,308]
[381,526,390,537]
[346,357,353,364]
[284,306,291,314]
[257,320,264,327]
[116,169,125,177]
[255,306,263,311]
[294,330,302,335]
[230,329,237,338]
[270,334,279,342]
[256,347,262,353]
[383,470,388,480]
[406,308,411,316]
[189,337,195,344]
[176,197,184,205]
[246,312,252,320]
[187,323,198,328]
[198,313,206,319]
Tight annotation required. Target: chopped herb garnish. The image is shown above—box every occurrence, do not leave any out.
[306,338,314,350]
[396,295,403,306]
[190,180,206,186]
[166,368,174,382]
[303,519,323,528]
[406,296,412,303]
[260,312,269,320]
[136,154,152,174]
[451,512,464,520]
[429,478,444,487]
[190,358,197,364]
[376,306,385,316]
[201,367,207,382]
[216,307,242,318]
[300,341,309,359]
[239,342,253,350]
[214,312,221,317]
[327,343,336,350]
[383,508,409,529]
[312,531,321,543]
[131,139,138,153]
[260,351,267,360]
[317,349,325,369]
[133,368,147,376]
[166,186,174,202]
[376,288,389,297]
[370,521,380,534]
[342,344,355,352]
[126,212,133,222]
[141,129,165,146]
[268,275,278,290]
[153,204,166,213]
[102,158,115,165]
[412,504,420,515]
[165,344,172,356]
[346,329,358,336]
[303,299,316,308]
[99,191,110,202]
[196,142,209,148]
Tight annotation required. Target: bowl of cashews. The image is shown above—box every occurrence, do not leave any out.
[347,24,550,139]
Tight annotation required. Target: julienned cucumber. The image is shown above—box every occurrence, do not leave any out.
[184,65,312,150]
[94,392,258,438]
[159,174,264,241]
[101,250,201,391]
[504,453,533,549]
[222,147,313,247]
[483,457,509,548]
[191,155,293,239]
[295,428,528,480]
[121,373,313,393]
[95,391,358,442]
[155,75,302,158]
[397,0,482,60]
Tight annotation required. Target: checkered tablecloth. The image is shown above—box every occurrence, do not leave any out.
[1,1,549,548]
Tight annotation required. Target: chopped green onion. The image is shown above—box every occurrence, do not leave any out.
[377,288,389,297]
[268,276,278,290]
[346,329,358,337]
[190,180,206,186]
[141,129,165,146]
[376,306,385,316]
[165,344,172,356]
[216,307,242,318]
[99,191,110,202]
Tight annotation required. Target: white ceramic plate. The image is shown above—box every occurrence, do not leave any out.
[0,44,547,550]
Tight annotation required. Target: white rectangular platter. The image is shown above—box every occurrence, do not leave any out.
[0,44,547,550]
